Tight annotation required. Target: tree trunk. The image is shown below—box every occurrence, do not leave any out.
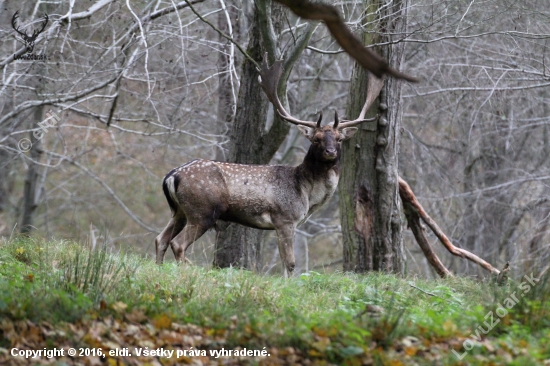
[215,0,239,161]
[213,2,288,271]
[0,151,10,213]
[338,0,408,273]
[20,106,44,234]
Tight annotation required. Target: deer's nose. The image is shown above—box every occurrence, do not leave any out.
[325,147,337,155]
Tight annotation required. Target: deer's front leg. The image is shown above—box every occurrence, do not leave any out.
[275,224,296,278]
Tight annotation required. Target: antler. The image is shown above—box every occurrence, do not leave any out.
[337,72,385,129]
[11,11,28,38]
[258,53,322,128]
[34,14,49,38]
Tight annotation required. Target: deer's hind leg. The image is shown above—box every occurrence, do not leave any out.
[169,202,227,264]
[171,174,228,264]
[155,213,186,264]
[169,221,210,264]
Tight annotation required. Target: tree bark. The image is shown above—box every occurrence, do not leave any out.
[0,150,11,213]
[213,1,290,271]
[338,0,408,273]
[20,106,44,234]
[215,0,239,161]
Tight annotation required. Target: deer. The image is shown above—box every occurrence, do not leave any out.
[155,53,384,275]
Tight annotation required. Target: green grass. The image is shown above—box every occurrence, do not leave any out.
[0,236,549,365]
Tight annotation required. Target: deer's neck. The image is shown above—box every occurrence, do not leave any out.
[298,146,340,178]
[294,147,340,217]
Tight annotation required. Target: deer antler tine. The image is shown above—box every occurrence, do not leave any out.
[333,110,339,128]
[316,111,323,128]
[337,72,384,129]
[258,53,319,129]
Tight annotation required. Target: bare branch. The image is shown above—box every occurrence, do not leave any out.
[401,181,453,278]
[0,73,122,127]
[399,177,500,275]
[44,151,160,234]
[184,0,259,69]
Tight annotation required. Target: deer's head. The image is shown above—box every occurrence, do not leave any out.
[295,112,359,162]
[258,53,383,163]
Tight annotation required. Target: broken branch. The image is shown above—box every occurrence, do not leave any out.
[399,177,501,275]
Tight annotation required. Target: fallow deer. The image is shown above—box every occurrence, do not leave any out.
[155,54,384,275]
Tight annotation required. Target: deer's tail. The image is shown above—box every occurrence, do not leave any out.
[162,169,180,217]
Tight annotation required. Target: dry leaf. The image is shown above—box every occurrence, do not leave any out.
[153,314,172,330]
[111,301,128,313]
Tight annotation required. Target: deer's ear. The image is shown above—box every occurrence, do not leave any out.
[297,125,315,139]
[340,127,358,140]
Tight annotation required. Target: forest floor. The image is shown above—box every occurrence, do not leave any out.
[0,237,548,365]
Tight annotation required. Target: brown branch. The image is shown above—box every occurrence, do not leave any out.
[273,0,418,82]
[400,183,452,278]
[399,177,501,275]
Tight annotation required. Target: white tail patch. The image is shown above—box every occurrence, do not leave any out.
[165,175,179,209]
